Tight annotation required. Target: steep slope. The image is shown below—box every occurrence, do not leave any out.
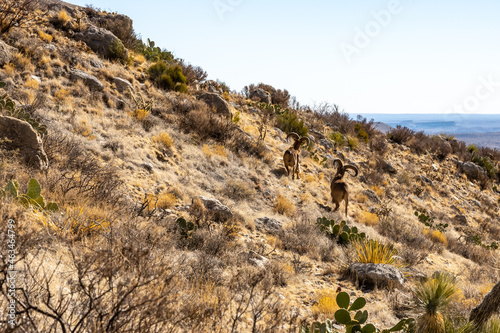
[0,1,498,332]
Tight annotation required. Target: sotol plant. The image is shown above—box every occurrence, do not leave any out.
[2,178,58,212]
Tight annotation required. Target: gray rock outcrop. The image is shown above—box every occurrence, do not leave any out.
[249,88,271,104]
[74,24,127,59]
[349,263,405,288]
[0,116,48,169]
[0,41,12,67]
[70,69,104,91]
[197,93,232,117]
[194,196,233,221]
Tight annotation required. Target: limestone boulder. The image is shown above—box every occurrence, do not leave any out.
[0,116,48,169]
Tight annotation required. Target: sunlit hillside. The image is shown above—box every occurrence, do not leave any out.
[0,1,499,332]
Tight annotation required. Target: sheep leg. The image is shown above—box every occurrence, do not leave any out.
[344,194,349,217]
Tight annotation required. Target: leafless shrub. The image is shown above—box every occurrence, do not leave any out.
[388,125,414,145]
[0,0,39,34]
[279,217,335,261]
[178,60,208,85]
[43,133,124,205]
[378,216,433,250]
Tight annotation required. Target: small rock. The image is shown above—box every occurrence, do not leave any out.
[197,92,232,117]
[248,251,269,269]
[249,88,271,104]
[70,69,104,91]
[113,77,133,92]
[319,139,334,150]
[362,189,381,204]
[140,162,154,173]
[254,217,283,234]
[454,214,468,225]
[470,199,482,208]
[30,75,41,84]
[0,116,48,169]
[88,58,104,68]
[0,40,13,67]
[348,263,405,288]
[420,175,433,185]
[194,195,233,221]
[382,161,397,174]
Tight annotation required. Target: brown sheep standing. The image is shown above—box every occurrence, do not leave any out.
[283,132,310,180]
[330,158,359,216]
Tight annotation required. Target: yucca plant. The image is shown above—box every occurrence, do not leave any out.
[353,239,401,266]
[412,272,459,333]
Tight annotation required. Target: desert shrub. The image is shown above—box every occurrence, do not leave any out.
[311,289,340,317]
[358,211,379,226]
[179,109,234,143]
[354,123,369,143]
[370,134,388,155]
[424,228,448,247]
[412,131,431,155]
[93,12,138,49]
[0,0,38,33]
[430,136,452,160]
[378,217,433,250]
[313,102,355,135]
[108,39,129,63]
[347,136,358,150]
[43,133,124,205]
[388,125,414,145]
[178,59,208,85]
[279,218,334,260]
[221,179,255,201]
[152,131,174,149]
[148,62,187,92]
[276,110,308,137]
[329,131,344,147]
[274,194,295,216]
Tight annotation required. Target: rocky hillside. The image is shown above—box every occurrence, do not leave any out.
[0,1,499,332]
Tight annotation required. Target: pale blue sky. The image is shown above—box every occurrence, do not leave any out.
[71,0,500,114]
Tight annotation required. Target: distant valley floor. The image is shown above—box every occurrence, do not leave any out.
[453,132,500,149]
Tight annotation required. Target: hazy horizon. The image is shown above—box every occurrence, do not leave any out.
[70,0,500,115]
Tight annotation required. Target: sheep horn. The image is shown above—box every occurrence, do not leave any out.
[331,158,343,170]
[300,136,311,147]
[344,164,359,177]
[286,132,300,142]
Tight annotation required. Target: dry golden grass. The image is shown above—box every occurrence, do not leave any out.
[133,53,146,65]
[38,30,53,42]
[152,132,174,149]
[355,193,368,204]
[132,109,150,121]
[24,77,39,89]
[13,52,34,72]
[358,211,379,226]
[370,185,385,197]
[311,289,340,317]
[304,174,315,183]
[3,63,15,76]
[274,194,295,216]
[74,120,95,140]
[155,193,177,209]
[212,144,227,158]
[424,228,448,247]
[54,88,71,105]
[57,9,71,25]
